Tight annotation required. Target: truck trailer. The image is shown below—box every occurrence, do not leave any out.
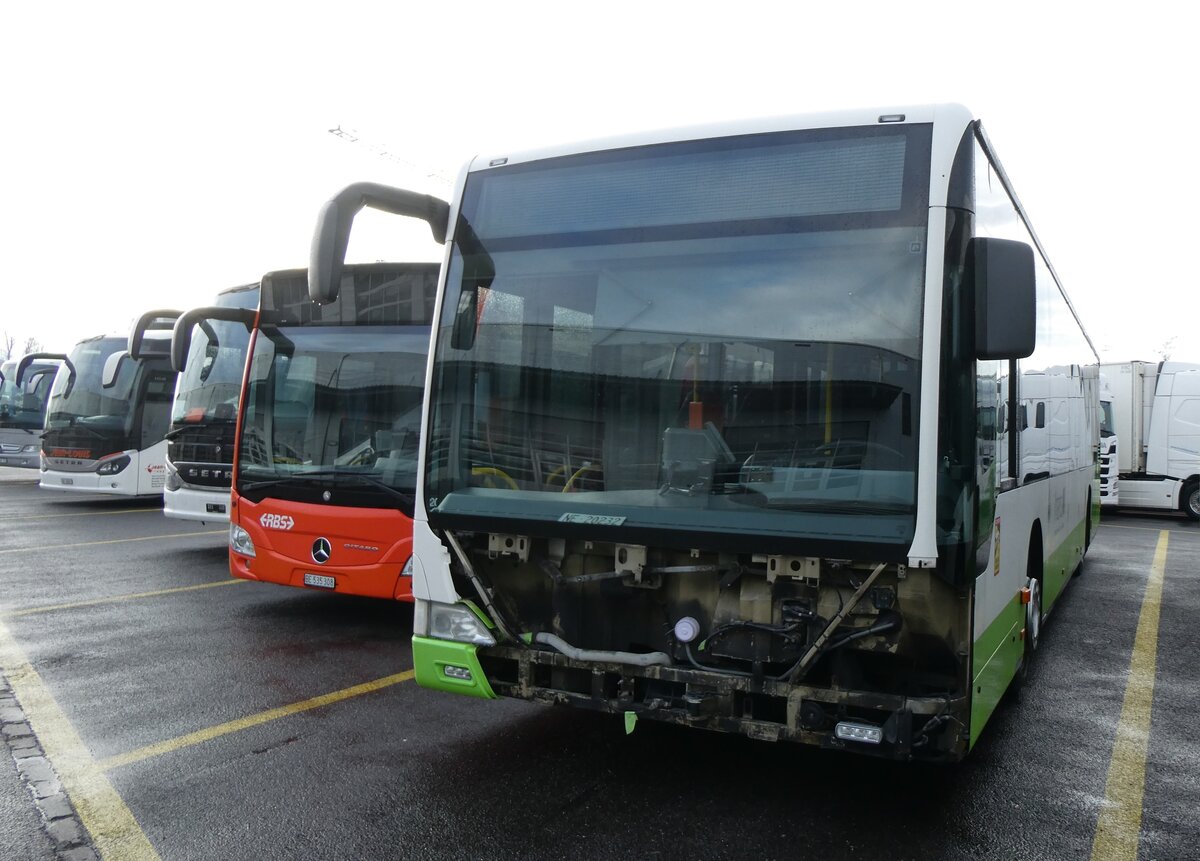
[1100,361,1200,519]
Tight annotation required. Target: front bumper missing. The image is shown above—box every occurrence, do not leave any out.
[471,643,967,761]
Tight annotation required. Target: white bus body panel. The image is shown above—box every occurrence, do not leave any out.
[0,429,42,468]
[39,441,168,497]
[163,486,231,522]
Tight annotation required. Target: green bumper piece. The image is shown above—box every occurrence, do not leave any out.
[412,636,497,699]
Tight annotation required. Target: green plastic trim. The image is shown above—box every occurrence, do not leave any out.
[461,598,497,630]
[969,594,1022,746]
[412,636,497,699]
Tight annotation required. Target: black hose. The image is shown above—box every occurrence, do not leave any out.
[774,617,901,681]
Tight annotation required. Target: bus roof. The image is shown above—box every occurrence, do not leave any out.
[465,103,975,174]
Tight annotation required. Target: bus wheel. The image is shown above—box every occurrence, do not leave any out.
[1183,481,1200,521]
[1025,578,1042,656]
[1015,571,1042,693]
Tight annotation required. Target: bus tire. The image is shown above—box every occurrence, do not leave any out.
[1183,480,1200,521]
[1077,493,1092,576]
[1013,538,1043,695]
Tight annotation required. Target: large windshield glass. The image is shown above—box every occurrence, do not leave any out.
[172,286,258,427]
[1,361,56,429]
[47,338,138,435]
[427,124,932,546]
[238,326,432,506]
[45,337,175,453]
[1100,401,1115,437]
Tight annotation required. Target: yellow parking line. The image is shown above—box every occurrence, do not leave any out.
[99,670,416,771]
[3,579,244,618]
[0,618,160,861]
[0,529,224,555]
[2,507,162,521]
[1090,530,1169,861]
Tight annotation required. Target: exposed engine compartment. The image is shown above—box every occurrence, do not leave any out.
[441,530,973,758]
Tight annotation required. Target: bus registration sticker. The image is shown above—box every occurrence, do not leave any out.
[558,513,627,526]
[303,573,336,589]
[993,517,1001,575]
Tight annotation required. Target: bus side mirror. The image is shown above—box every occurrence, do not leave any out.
[102,350,128,389]
[971,237,1036,360]
[172,306,256,373]
[16,352,71,392]
[309,182,450,305]
[129,309,183,360]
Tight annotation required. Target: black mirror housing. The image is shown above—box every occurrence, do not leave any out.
[15,352,69,387]
[309,183,450,305]
[971,237,1036,360]
[129,309,183,360]
[171,306,256,373]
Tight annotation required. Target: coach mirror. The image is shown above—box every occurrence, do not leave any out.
[971,237,1036,360]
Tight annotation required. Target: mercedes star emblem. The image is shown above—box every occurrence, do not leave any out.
[311,537,332,564]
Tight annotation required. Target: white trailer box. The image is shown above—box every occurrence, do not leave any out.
[1101,361,1200,518]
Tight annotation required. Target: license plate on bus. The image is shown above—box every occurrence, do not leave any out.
[61,478,74,485]
[303,573,336,590]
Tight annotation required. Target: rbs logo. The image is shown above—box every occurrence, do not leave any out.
[259,513,295,531]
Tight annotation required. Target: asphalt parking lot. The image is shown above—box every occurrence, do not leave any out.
[1,475,1197,861]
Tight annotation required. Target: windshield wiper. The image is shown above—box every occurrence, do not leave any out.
[46,424,108,440]
[240,468,415,505]
[164,418,237,440]
[325,471,416,506]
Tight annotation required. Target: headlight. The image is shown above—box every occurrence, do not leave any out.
[96,455,131,475]
[416,600,496,646]
[165,464,182,492]
[22,444,37,453]
[400,557,413,577]
[229,523,256,557]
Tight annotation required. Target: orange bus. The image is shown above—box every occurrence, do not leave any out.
[227,263,439,600]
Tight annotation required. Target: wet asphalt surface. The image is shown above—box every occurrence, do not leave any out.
[1,478,1197,861]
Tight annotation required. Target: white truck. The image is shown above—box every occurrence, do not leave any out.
[1100,361,1200,520]
[1098,374,1118,507]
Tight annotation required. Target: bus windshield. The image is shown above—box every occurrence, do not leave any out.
[1,361,56,429]
[44,336,176,456]
[47,338,138,437]
[427,124,932,545]
[172,287,258,428]
[238,326,431,508]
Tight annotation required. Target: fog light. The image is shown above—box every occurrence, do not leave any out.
[443,665,473,681]
[835,721,883,744]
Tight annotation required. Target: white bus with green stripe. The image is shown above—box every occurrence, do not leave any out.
[309,104,1099,761]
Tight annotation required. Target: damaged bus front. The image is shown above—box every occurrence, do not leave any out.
[311,105,1097,761]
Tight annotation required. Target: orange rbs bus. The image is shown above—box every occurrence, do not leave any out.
[227,263,439,600]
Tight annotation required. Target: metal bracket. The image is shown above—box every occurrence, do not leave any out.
[766,555,820,584]
[615,544,646,576]
[487,533,530,562]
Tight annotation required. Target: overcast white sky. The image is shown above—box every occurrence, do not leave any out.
[1,1,1195,362]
